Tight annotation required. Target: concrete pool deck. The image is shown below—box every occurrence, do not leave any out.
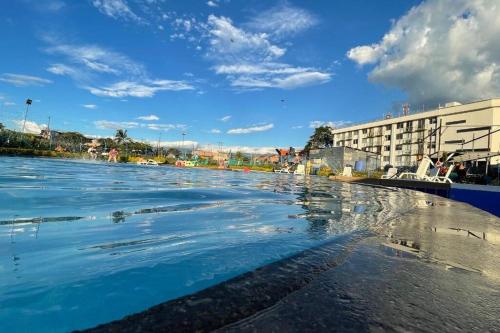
[80,193,500,333]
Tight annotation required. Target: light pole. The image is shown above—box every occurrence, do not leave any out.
[182,132,186,159]
[157,133,162,157]
[22,98,32,133]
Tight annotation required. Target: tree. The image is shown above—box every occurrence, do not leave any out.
[166,147,181,157]
[115,129,129,144]
[235,151,244,160]
[0,123,4,131]
[304,126,334,155]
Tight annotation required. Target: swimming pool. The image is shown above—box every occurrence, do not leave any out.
[0,157,459,332]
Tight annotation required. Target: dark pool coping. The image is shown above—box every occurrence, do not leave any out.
[76,232,368,333]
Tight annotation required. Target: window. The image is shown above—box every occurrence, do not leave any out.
[429,117,437,124]
[383,156,390,162]
[396,144,402,150]
[353,139,358,144]
[456,126,490,133]
[384,145,390,151]
[445,140,464,144]
[397,122,404,129]
[385,135,391,141]
[385,125,391,130]
[446,119,466,125]
[396,133,403,140]
[406,121,413,128]
[362,129,368,134]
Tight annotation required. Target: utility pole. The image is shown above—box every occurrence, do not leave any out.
[182,132,186,158]
[47,116,52,150]
[157,133,162,157]
[217,141,223,164]
[22,98,32,133]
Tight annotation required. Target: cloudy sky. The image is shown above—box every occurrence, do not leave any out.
[1,0,499,152]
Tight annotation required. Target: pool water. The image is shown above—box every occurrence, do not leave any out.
[1,157,420,332]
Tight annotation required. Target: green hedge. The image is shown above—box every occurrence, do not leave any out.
[0,147,84,158]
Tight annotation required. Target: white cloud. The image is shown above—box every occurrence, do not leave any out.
[95,119,185,131]
[219,115,231,122]
[94,120,139,129]
[227,123,274,134]
[87,80,194,98]
[347,0,500,104]
[45,40,193,99]
[198,144,277,154]
[292,125,303,129]
[309,120,350,129]
[46,43,145,77]
[206,15,286,62]
[150,140,199,148]
[13,120,46,134]
[231,70,331,89]
[3,101,16,106]
[0,73,52,87]
[137,114,159,121]
[144,123,186,131]
[246,3,317,38]
[203,16,329,90]
[91,0,141,22]
[82,104,97,109]
[206,1,218,8]
[164,6,329,91]
[210,128,221,134]
[46,63,79,77]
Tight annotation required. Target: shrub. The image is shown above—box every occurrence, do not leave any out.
[317,166,333,177]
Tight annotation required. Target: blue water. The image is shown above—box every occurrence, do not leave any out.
[0,157,419,332]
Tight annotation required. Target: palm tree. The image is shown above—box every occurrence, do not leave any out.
[115,129,128,144]
[115,129,131,157]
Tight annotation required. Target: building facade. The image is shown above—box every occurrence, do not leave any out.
[331,99,500,167]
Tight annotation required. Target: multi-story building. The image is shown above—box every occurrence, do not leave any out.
[331,99,500,167]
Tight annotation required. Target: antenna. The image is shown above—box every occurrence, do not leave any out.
[402,103,410,116]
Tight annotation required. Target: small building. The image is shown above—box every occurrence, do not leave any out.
[309,146,380,173]
[254,154,279,164]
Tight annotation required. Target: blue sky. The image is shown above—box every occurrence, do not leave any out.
[1,0,498,153]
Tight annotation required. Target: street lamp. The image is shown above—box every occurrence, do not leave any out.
[182,132,186,158]
[22,98,32,133]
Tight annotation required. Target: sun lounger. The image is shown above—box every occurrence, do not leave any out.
[294,164,305,175]
[398,156,433,181]
[342,166,352,177]
[430,164,455,183]
[381,167,398,179]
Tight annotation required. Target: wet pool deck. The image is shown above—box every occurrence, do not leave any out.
[350,178,500,217]
[80,193,500,333]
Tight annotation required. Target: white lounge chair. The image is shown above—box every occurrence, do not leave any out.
[294,164,305,175]
[430,164,454,183]
[342,166,352,177]
[274,167,290,173]
[381,167,398,179]
[398,156,434,181]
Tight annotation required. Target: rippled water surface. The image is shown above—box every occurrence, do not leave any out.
[0,157,451,332]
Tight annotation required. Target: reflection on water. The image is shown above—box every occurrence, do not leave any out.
[0,157,498,333]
